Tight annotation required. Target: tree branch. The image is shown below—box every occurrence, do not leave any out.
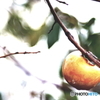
[0,51,40,58]
[0,47,40,58]
[92,0,100,2]
[46,0,100,67]
[1,47,34,75]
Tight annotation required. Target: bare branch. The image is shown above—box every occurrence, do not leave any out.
[2,47,32,75]
[0,46,40,75]
[92,0,100,2]
[45,0,100,67]
[0,48,40,58]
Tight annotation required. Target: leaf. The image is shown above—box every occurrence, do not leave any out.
[88,33,100,58]
[6,12,34,38]
[58,91,78,100]
[27,23,48,46]
[47,23,60,48]
[0,93,2,100]
[78,18,96,50]
[78,32,89,50]
[55,8,79,29]
[59,65,63,79]
[45,94,55,100]
[22,2,32,9]
[6,11,48,46]
[80,18,95,29]
[65,92,78,100]
[22,0,40,9]
[65,16,78,29]
[61,82,72,92]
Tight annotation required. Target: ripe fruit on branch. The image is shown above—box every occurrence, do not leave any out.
[62,51,100,90]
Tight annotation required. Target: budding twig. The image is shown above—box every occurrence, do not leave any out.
[0,46,40,75]
[1,47,36,75]
[46,0,100,67]
[0,48,40,58]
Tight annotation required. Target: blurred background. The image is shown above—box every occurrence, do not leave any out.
[0,0,100,100]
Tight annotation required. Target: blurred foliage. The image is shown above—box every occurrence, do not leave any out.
[6,10,49,46]
[58,92,77,100]
[17,0,40,9]
[59,64,63,79]
[56,82,78,100]
[6,11,34,38]
[79,18,100,58]
[60,82,72,92]
[27,23,48,46]
[78,18,95,50]
[2,0,100,99]
[45,94,55,100]
[55,8,79,29]
[88,33,100,58]
[0,93,2,100]
[80,18,95,30]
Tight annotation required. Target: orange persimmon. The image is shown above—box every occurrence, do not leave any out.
[62,51,100,90]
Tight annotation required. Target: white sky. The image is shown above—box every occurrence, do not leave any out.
[0,0,100,100]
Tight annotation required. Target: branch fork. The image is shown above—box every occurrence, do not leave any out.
[46,0,100,67]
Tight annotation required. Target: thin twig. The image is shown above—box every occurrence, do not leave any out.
[46,0,100,67]
[2,47,32,75]
[0,47,40,75]
[56,0,68,5]
[0,50,40,58]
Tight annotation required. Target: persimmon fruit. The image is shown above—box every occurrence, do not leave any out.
[62,51,100,90]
